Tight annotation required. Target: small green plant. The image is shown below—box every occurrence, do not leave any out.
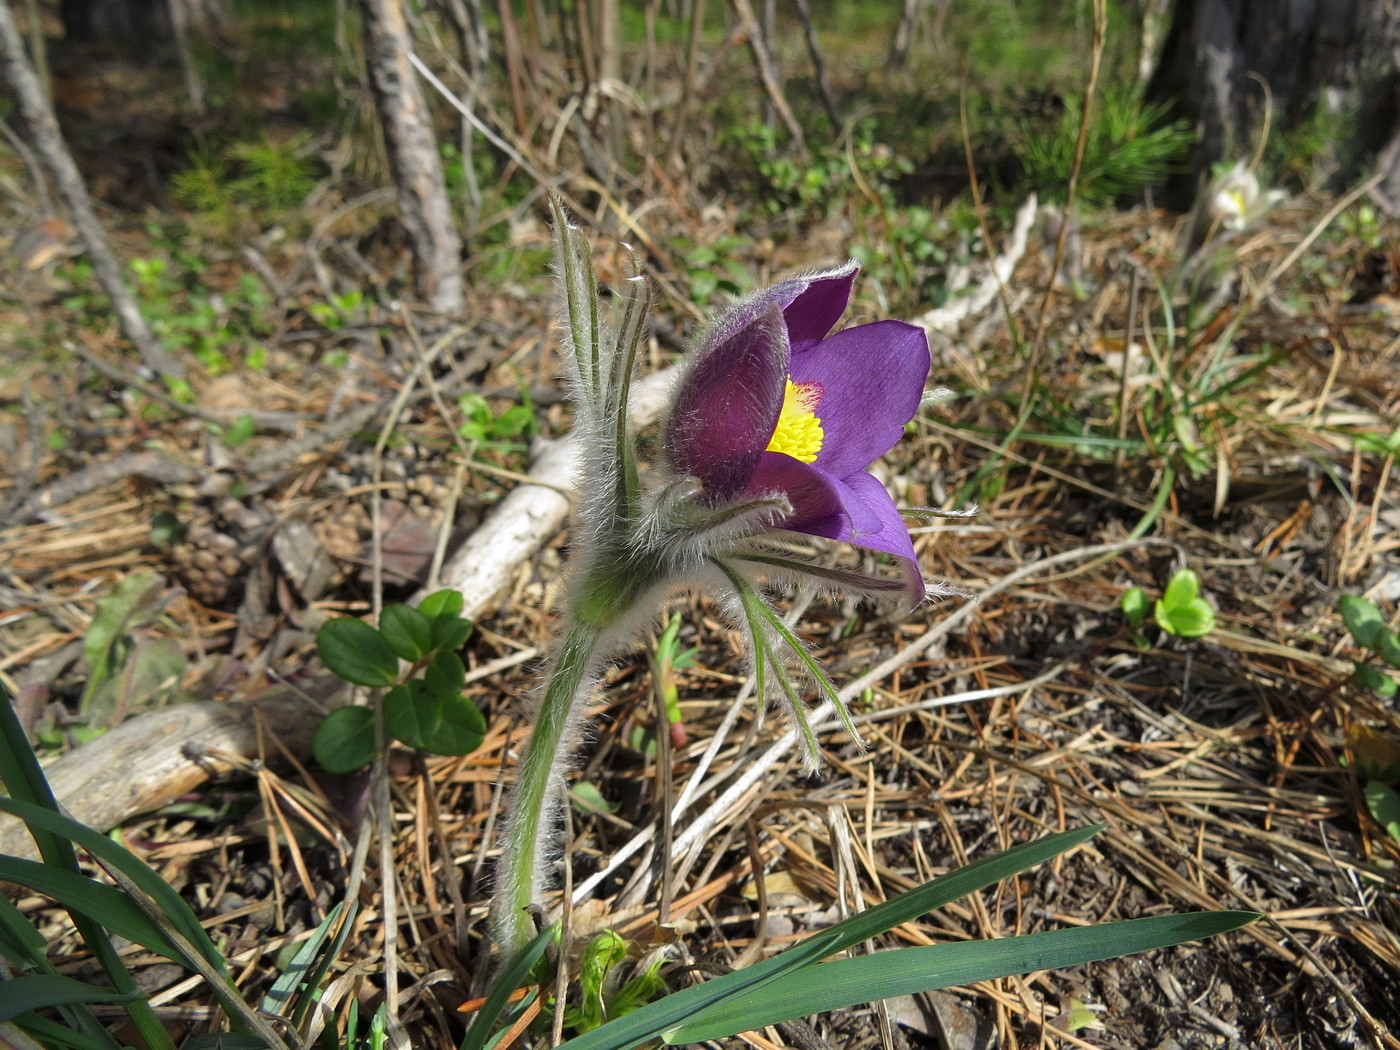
[312,590,484,773]
[308,289,366,331]
[1017,85,1192,207]
[457,390,536,452]
[70,571,186,741]
[677,234,753,307]
[561,930,668,1034]
[647,613,699,751]
[1338,594,1400,697]
[1337,595,1400,846]
[1122,568,1217,645]
[126,250,274,375]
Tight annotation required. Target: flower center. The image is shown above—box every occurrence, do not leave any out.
[766,378,824,464]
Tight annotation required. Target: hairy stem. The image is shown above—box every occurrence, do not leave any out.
[492,618,604,955]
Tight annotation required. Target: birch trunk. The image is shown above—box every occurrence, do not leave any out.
[361,0,465,316]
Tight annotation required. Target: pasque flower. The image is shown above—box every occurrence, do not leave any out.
[492,201,935,955]
[665,260,931,608]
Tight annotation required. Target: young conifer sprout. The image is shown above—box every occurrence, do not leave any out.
[490,196,937,955]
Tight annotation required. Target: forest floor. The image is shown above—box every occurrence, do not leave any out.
[2,12,1400,1050]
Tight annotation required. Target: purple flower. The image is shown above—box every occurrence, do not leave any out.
[665,262,931,606]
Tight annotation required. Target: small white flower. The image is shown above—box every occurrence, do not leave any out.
[1209,161,1284,231]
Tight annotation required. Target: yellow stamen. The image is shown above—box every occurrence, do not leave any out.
[766,378,824,463]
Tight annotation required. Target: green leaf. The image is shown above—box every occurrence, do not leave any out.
[1160,568,1200,608]
[1154,570,1215,638]
[664,911,1259,1043]
[1376,629,1400,670]
[424,650,466,694]
[459,925,555,1050]
[418,589,463,620]
[317,618,398,687]
[1339,595,1386,650]
[1120,587,1149,627]
[80,570,167,720]
[0,857,184,961]
[385,681,485,756]
[1364,780,1400,844]
[0,976,135,1023]
[222,414,256,449]
[1161,600,1216,638]
[379,605,431,663]
[1352,661,1399,696]
[430,615,473,653]
[569,930,629,1032]
[312,706,376,773]
[570,782,616,816]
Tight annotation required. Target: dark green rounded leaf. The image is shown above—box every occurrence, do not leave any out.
[387,682,485,756]
[425,649,466,694]
[318,618,398,687]
[1376,629,1400,670]
[313,706,377,773]
[380,604,432,662]
[430,615,474,653]
[418,589,464,620]
[1352,661,1399,696]
[1339,594,1385,650]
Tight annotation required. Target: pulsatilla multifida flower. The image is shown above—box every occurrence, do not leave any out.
[664,259,931,609]
[492,198,939,954]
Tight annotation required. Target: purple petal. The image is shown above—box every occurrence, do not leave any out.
[748,458,924,607]
[807,471,924,608]
[789,320,930,477]
[779,262,858,352]
[665,303,788,504]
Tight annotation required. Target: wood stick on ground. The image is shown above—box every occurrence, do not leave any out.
[0,684,346,863]
[0,2,185,381]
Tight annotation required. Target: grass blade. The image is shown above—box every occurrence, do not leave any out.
[666,911,1259,1043]
[0,796,225,974]
[0,856,184,961]
[0,976,135,1023]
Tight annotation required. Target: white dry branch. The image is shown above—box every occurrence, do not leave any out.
[913,194,1038,336]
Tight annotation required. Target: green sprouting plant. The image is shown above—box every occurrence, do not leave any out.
[561,930,668,1034]
[1338,594,1400,698]
[228,132,320,211]
[719,118,913,226]
[1337,595,1400,845]
[648,613,699,752]
[309,289,366,331]
[125,252,275,375]
[1017,85,1192,207]
[171,133,321,223]
[312,590,485,773]
[1122,568,1217,645]
[67,571,186,743]
[677,234,753,307]
[457,390,536,452]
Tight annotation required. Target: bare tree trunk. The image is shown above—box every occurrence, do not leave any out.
[360,0,465,316]
[890,0,921,67]
[0,0,184,380]
[1147,0,1400,203]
